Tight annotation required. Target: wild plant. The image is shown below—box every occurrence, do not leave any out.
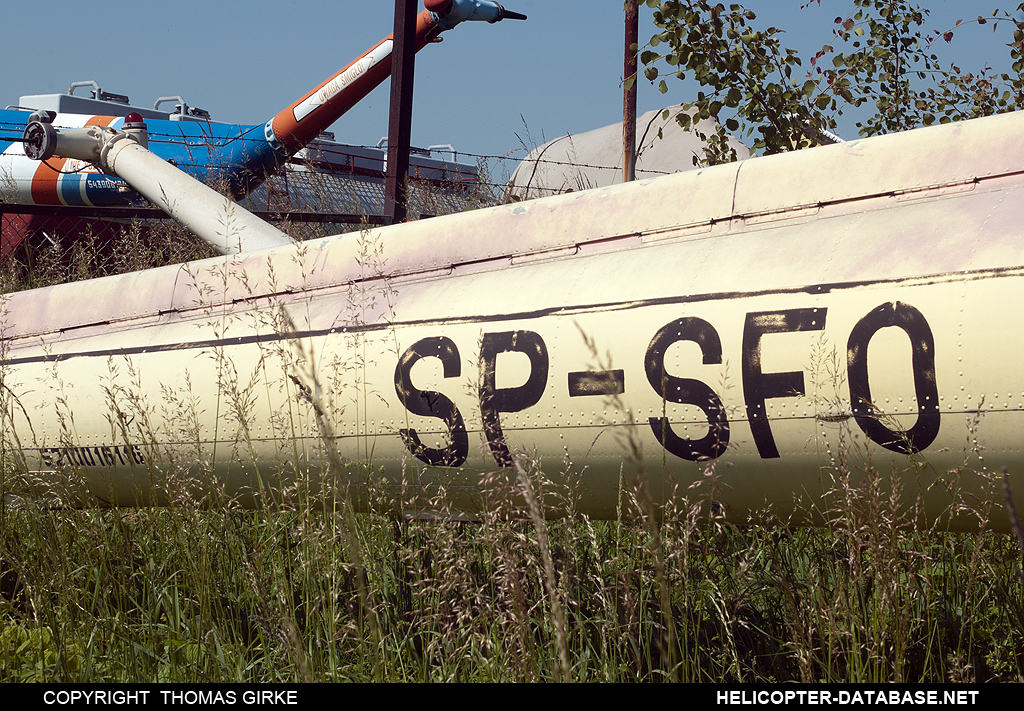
[4,168,1024,683]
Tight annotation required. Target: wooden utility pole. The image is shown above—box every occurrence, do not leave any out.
[623,0,639,183]
[384,0,418,224]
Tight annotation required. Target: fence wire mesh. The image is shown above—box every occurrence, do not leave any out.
[0,129,669,294]
[0,163,490,292]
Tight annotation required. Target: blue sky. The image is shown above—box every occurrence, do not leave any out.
[2,2,1018,170]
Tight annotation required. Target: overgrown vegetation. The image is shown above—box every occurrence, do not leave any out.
[2,458,1023,682]
[3,12,1024,678]
[0,220,217,293]
[2,224,1024,681]
[0,161,490,293]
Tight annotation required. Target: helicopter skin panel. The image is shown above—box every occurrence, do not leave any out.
[3,111,1024,529]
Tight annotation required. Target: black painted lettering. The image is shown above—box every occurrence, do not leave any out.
[394,337,468,467]
[479,331,549,467]
[742,308,827,459]
[645,318,729,461]
[847,302,939,454]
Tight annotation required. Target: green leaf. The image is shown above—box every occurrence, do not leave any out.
[636,0,1023,155]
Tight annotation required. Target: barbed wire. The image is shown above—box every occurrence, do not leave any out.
[0,135,662,285]
[1,120,677,182]
[310,141,676,177]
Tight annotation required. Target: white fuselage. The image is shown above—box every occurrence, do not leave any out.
[3,112,1022,530]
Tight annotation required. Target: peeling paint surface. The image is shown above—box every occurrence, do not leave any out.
[4,113,1024,530]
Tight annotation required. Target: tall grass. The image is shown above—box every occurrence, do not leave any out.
[2,465,1023,681]
[0,220,217,293]
[2,198,1024,683]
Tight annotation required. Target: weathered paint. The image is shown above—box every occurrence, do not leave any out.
[3,111,1023,530]
[1,111,277,208]
[269,9,440,155]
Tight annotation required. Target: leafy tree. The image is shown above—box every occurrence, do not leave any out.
[638,1,1024,163]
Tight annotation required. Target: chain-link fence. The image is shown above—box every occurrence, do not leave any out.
[0,122,686,294]
[0,164,490,292]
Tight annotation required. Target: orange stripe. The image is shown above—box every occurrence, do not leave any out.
[30,156,69,205]
[29,115,116,204]
[271,11,440,153]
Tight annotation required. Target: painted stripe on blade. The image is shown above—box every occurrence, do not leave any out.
[291,40,393,124]
[29,115,116,205]
[30,156,70,205]
[84,172,127,205]
[58,170,85,206]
